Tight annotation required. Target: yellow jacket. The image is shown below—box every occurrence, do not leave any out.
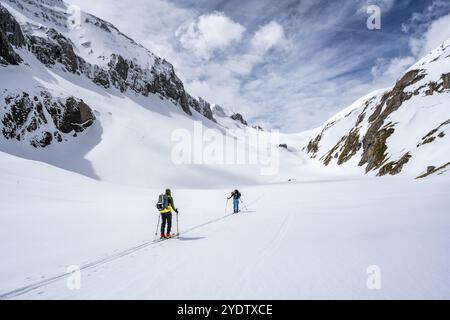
[159,195,175,214]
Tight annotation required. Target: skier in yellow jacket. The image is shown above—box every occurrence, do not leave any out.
[158,189,178,239]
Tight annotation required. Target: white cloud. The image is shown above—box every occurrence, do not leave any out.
[408,13,450,58]
[251,21,286,53]
[371,56,416,85]
[221,21,287,77]
[175,12,246,60]
[357,0,396,15]
[368,9,450,93]
[64,0,450,133]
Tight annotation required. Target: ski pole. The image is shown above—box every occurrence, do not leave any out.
[154,214,161,237]
[176,211,180,236]
[240,199,249,212]
[225,198,229,214]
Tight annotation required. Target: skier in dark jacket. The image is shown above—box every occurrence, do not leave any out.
[228,190,241,213]
[158,188,178,239]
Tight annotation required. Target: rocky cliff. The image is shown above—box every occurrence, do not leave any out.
[0,0,217,147]
[305,39,450,179]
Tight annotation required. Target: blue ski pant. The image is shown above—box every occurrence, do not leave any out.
[233,199,240,213]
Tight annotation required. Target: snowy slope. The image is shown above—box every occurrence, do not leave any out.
[0,0,450,301]
[304,39,450,179]
[0,151,449,299]
[0,0,221,148]
[0,0,272,188]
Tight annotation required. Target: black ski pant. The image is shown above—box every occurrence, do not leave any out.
[161,212,172,235]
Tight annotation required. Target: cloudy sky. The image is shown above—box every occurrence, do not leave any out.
[66,0,450,132]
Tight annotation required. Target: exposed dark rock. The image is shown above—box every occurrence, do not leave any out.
[57,97,96,134]
[7,9,197,117]
[442,73,450,90]
[0,29,22,65]
[359,124,395,172]
[189,97,215,122]
[420,136,436,146]
[355,98,374,127]
[0,2,238,146]
[1,91,95,147]
[322,136,346,166]
[425,82,438,96]
[427,166,436,174]
[108,54,129,91]
[355,112,366,127]
[97,21,111,32]
[368,104,383,123]
[418,119,450,147]
[25,22,199,117]
[337,129,361,165]
[359,70,425,172]
[0,4,24,65]
[91,67,111,88]
[306,134,321,156]
[54,131,63,142]
[30,131,53,148]
[231,113,248,126]
[306,120,337,157]
[378,152,412,176]
[148,66,192,115]
[0,4,26,47]
[28,28,79,73]
[2,92,34,140]
[416,162,450,179]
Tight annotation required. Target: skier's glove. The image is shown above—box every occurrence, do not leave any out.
[175,208,179,214]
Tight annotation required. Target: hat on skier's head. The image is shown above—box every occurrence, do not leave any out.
[165,188,171,196]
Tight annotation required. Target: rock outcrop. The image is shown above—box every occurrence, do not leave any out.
[305,39,450,178]
[231,113,248,126]
[0,4,25,65]
[189,97,215,121]
[0,1,222,148]
[28,28,79,73]
[1,91,96,147]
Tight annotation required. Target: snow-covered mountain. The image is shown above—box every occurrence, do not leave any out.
[0,0,275,188]
[304,39,450,179]
[0,0,223,147]
[211,104,262,130]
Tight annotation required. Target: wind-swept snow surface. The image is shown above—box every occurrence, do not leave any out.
[1,150,449,299]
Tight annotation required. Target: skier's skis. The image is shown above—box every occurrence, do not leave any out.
[157,234,179,242]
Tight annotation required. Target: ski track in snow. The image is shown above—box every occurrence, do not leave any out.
[0,211,241,300]
[233,208,292,299]
[1,175,450,299]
